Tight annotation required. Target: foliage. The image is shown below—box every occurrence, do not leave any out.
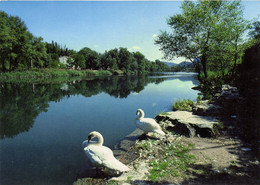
[172,99,194,111]
[155,0,251,94]
[0,68,113,82]
[249,21,260,39]
[0,10,169,75]
[196,94,202,103]
[0,11,47,71]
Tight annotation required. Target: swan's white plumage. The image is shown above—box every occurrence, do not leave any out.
[82,131,129,174]
[135,109,165,136]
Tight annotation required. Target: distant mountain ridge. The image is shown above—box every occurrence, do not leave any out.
[163,61,194,72]
[163,62,178,67]
[163,61,193,67]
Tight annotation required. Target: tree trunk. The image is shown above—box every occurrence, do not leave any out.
[232,36,239,78]
[201,31,210,79]
[201,52,207,79]
[1,60,6,72]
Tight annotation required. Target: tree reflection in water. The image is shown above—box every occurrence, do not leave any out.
[0,75,166,139]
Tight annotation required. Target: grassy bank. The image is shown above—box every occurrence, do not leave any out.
[0,68,116,82]
[136,135,196,182]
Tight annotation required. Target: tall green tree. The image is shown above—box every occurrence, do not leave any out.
[133,51,145,74]
[0,11,12,72]
[78,47,100,69]
[0,11,49,71]
[155,0,248,80]
[118,48,132,73]
[249,21,260,39]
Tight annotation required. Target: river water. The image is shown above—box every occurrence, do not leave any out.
[0,72,199,185]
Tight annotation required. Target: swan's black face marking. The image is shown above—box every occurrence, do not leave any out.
[88,134,94,143]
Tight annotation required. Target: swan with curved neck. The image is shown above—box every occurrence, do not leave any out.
[88,131,104,146]
[82,131,130,175]
[136,108,165,136]
[136,109,145,119]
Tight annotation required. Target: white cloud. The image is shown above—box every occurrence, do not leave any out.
[152,34,158,38]
[129,46,141,52]
[94,44,99,48]
[132,92,139,96]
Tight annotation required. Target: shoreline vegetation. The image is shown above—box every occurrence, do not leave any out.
[0,68,123,82]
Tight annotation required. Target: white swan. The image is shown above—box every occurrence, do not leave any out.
[82,131,130,175]
[135,109,165,136]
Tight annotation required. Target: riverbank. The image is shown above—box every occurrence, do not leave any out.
[73,84,260,185]
[0,68,125,82]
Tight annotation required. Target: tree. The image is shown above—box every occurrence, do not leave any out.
[249,21,260,39]
[0,11,12,72]
[118,48,132,73]
[155,0,248,80]
[100,50,118,70]
[133,51,145,74]
[78,47,100,69]
[0,11,49,71]
[74,53,85,69]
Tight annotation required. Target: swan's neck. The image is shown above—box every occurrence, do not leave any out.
[95,133,104,146]
[137,110,144,119]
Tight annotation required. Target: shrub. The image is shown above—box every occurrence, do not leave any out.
[172,99,194,111]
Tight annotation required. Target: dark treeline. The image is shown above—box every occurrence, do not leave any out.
[68,47,169,73]
[0,11,169,74]
[0,75,165,139]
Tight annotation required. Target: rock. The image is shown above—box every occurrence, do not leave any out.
[113,129,143,164]
[214,84,239,103]
[156,111,220,137]
[193,84,240,117]
[192,100,222,116]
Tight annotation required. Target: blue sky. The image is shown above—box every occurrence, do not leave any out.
[1,1,260,63]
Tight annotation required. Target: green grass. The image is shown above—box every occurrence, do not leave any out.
[148,141,196,182]
[136,140,154,150]
[172,99,194,111]
[159,112,171,116]
[0,68,113,82]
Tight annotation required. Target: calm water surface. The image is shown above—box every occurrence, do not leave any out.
[0,72,199,185]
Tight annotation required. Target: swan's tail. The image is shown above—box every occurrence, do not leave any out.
[113,159,130,172]
[104,158,130,173]
[154,129,166,136]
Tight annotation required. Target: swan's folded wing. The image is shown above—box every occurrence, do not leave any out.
[84,146,103,166]
[139,118,162,130]
[103,157,130,172]
[85,145,129,172]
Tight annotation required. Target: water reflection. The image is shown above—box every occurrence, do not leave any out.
[0,72,199,185]
[0,75,166,139]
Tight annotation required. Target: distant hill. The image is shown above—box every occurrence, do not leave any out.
[163,62,178,67]
[164,61,195,72]
[178,61,193,68]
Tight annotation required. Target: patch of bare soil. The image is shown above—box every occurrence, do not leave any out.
[182,136,260,185]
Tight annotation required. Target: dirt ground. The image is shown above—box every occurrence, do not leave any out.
[184,136,260,185]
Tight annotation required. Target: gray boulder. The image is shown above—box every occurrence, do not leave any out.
[192,100,222,116]
[156,111,220,137]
